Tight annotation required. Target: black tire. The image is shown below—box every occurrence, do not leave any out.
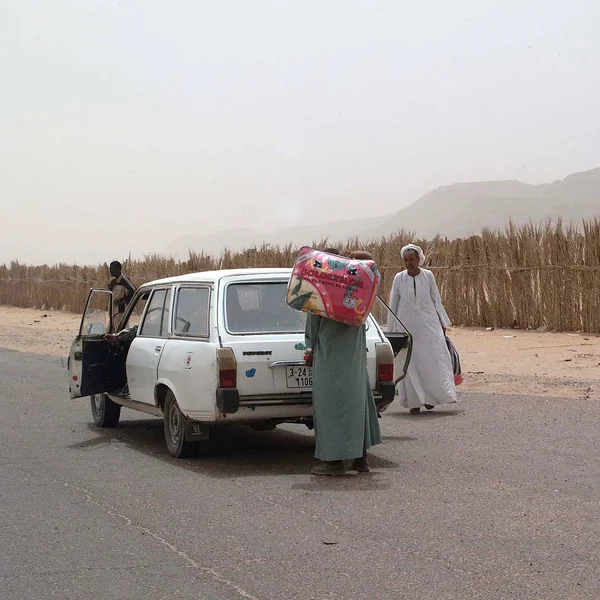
[90,393,121,427]
[163,390,198,458]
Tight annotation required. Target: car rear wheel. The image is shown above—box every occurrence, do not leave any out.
[90,393,121,427]
[164,390,198,458]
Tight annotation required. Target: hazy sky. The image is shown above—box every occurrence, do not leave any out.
[1,0,599,265]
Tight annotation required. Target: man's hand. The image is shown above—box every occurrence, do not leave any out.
[304,349,313,367]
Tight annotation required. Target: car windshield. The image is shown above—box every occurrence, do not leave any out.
[226,282,307,334]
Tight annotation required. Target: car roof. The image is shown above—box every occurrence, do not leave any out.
[142,267,293,288]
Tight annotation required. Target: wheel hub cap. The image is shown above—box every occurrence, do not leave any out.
[169,404,181,441]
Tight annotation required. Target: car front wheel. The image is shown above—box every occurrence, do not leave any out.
[90,393,121,427]
[163,390,198,458]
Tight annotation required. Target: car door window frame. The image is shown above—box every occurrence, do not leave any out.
[78,288,113,338]
[373,294,413,384]
[116,288,152,332]
[173,285,212,339]
[160,288,173,337]
[138,287,170,339]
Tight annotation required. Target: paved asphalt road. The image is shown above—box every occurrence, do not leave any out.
[1,348,599,600]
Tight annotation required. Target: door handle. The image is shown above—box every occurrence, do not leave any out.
[155,346,162,352]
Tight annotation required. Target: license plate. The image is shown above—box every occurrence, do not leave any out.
[286,366,313,388]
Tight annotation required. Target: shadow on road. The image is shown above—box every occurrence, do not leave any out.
[68,416,403,480]
[381,435,417,442]
[291,471,393,492]
[389,409,463,420]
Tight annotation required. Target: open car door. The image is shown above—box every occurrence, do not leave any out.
[68,289,126,399]
[372,295,413,384]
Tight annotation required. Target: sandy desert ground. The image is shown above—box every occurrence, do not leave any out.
[1,306,599,400]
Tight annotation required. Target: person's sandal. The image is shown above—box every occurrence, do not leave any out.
[410,407,420,414]
[311,461,347,476]
[351,455,370,473]
[424,404,435,410]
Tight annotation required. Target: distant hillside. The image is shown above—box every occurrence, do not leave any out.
[165,167,600,258]
[365,167,600,240]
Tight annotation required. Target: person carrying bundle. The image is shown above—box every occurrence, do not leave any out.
[304,249,382,476]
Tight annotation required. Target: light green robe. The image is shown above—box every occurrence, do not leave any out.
[305,314,382,461]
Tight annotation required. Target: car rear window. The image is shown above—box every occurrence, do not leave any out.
[226,282,307,334]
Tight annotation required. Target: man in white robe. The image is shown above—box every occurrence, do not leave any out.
[387,244,457,413]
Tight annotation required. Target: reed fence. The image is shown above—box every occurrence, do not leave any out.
[2,219,599,333]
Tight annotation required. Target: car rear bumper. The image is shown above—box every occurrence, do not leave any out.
[239,392,312,406]
[375,381,396,412]
[215,386,394,420]
[217,389,313,413]
[213,389,312,422]
[216,388,240,413]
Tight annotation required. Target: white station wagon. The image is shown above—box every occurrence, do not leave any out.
[68,268,412,457]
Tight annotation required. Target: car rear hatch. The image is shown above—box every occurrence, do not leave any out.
[218,278,311,401]
[370,295,413,384]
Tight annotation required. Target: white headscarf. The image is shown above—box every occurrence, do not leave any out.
[401,243,426,266]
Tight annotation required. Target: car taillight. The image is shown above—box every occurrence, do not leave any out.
[217,347,237,388]
[376,342,394,382]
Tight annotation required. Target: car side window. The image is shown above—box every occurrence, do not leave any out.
[139,289,167,338]
[174,287,210,337]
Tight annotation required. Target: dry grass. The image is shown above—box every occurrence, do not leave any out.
[2,219,600,332]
